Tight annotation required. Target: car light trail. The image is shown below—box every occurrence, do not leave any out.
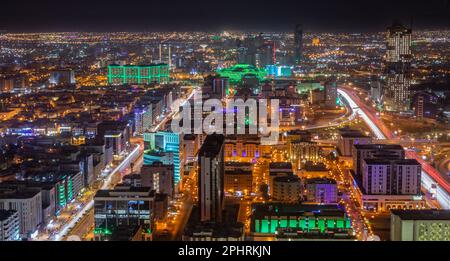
[338,88,450,210]
[337,89,386,140]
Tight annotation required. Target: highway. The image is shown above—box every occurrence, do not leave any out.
[338,87,450,209]
[337,89,386,140]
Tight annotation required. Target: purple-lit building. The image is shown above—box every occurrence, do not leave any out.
[304,178,338,204]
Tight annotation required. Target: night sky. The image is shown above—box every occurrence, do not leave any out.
[1,0,449,32]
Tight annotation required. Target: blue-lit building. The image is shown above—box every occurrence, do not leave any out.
[266,65,292,78]
[143,131,180,184]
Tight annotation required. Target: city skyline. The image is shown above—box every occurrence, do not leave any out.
[0,0,449,249]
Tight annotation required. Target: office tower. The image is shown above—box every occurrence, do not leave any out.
[104,131,124,155]
[159,43,172,68]
[0,210,20,241]
[143,131,180,184]
[412,91,439,119]
[363,159,421,195]
[391,210,450,241]
[93,186,154,238]
[198,134,225,222]
[384,21,412,111]
[294,24,303,65]
[107,64,170,85]
[324,81,338,108]
[369,79,383,104]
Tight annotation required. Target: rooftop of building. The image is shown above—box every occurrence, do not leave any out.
[0,188,41,199]
[142,161,174,168]
[94,186,155,198]
[273,175,301,183]
[198,134,225,157]
[305,178,337,185]
[391,210,450,220]
[251,203,346,218]
[354,144,404,150]
[108,63,168,68]
[364,158,420,165]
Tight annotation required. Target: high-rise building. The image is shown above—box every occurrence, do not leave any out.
[391,210,450,241]
[198,134,225,222]
[353,144,405,177]
[143,131,180,184]
[0,189,42,238]
[159,43,172,68]
[412,91,439,120]
[363,159,421,195]
[324,81,338,108]
[384,21,412,111]
[369,79,383,104]
[134,105,153,135]
[0,210,20,241]
[294,24,303,65]
[141,162,174,197]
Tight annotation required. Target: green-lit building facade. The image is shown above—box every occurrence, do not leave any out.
[108,64,170,85]
[251,203,353,240]
[216,64,268,84]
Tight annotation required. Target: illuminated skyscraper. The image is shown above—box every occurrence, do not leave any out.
[294,24,303,65]
[324,80,337,108]
[198,134,225,222]
[384,21,412,111]
[159,43,172,68]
